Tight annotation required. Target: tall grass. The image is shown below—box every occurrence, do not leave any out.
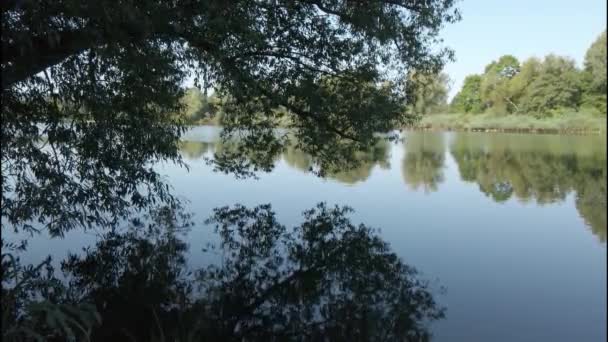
[417,111,606,134]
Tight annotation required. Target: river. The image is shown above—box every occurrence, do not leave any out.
[13,126,607,341]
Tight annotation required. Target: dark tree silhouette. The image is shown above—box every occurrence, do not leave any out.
[2,0,460,235]
[3,203,446,341]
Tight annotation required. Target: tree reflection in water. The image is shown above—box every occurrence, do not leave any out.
[283,140,391,184]
[401,133,446,193]
[36,204,444,342]
[178,133,606,242]
[450,133,607,242]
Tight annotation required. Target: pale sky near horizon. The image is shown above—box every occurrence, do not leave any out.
[441,0,607,99]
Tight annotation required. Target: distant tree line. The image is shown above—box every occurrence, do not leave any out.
[450,30,607,117]
[405,70,451,116]
[176,87,296,127]
[403,30,606,118]
[176,88,225,125]
[177,30,606,124]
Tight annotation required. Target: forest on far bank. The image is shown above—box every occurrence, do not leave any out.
[178,30,606,130]
[447,30,606,118]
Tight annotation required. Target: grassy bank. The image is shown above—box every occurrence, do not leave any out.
[416,112,607,134]
[185,111,606,135]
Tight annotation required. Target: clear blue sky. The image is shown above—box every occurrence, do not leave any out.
[441,0,607,99]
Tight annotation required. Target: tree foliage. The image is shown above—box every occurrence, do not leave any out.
[517,55,582,115]
[2,241,102,342]
[583,30,607,94]
[176,88,225,125]
[581,30,607,114]
[506,57,542,109]
[450,30,607,116]
[2,0,461,236]
[479,55,520,113]
[405,71,451,116]
[450,75,483,113]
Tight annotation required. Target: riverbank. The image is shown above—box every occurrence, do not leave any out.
[187,112,607,135]
[415,112,607,134]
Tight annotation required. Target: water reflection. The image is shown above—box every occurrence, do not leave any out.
[450,133,607,241]
[180,140,213,159]
[283,141,391,184]
[401,133,446,193]
[178,131,606,242]
[181,138,392,185]
[49,204,443,341]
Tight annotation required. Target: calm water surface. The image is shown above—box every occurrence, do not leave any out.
[21,126,608,341]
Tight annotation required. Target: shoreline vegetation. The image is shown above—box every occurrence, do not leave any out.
[178,92,606,135]
[412,112,606,134]
[412,31,607,135]
[186,113,606,135]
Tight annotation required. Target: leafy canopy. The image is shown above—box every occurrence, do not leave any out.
[518,55,582,114]
[584,30,607,94]
[449,30,608,117]
[450,74,483,114]
[581,30,607,113]
[1,0,460,235]
[405,70,451,115]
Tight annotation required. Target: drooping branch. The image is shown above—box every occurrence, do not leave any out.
[2,30,98,89]
[2,8,183,89]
